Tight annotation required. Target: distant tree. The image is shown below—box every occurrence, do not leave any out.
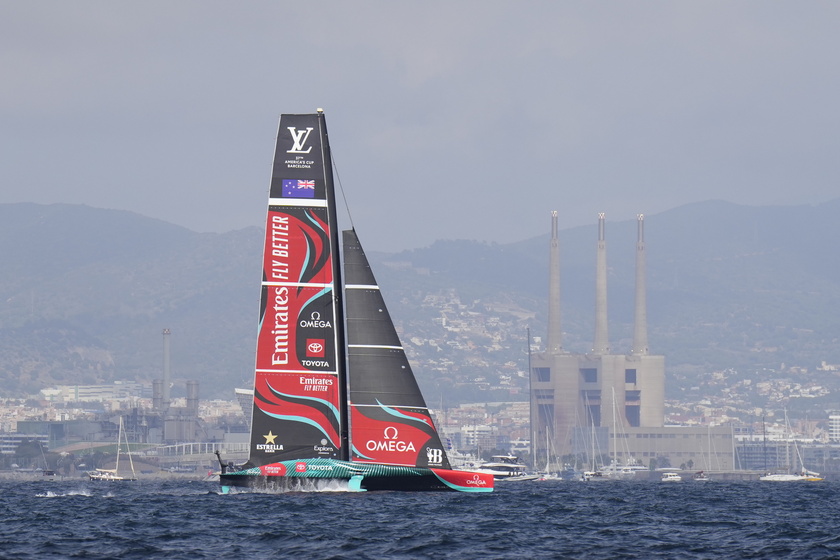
[57,453,75,476]
[13,439,44,468]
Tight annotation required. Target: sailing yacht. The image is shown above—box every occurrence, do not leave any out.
[216,111,493,493]
[88,417,136,482]
[595,389,645,480]
[759,411,823,482]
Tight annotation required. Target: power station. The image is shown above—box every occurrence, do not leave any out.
[152,328,200,443]
[530,212,734,472]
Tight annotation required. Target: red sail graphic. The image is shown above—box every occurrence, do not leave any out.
[255,207,335,372]
[350,405,446,467]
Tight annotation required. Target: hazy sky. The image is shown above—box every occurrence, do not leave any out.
[2,2,838,251]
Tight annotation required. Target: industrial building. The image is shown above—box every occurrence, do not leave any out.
[530,212,734,471]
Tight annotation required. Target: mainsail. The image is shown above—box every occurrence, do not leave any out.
[249,113,345,465]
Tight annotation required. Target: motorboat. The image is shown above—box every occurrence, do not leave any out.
[599,463,646,480]
[472,455,538,481]
[661,471,682,482]
[581,470,609,482]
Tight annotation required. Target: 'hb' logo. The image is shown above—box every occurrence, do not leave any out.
[426,448,443,464]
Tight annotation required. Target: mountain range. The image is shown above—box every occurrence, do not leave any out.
[2,199,840,401]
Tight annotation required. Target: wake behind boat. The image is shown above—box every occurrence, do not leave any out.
[216,111,493,493]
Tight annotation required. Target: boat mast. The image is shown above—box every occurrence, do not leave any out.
[115,417,121,474]
[527,327,535,468]
[122,417,137,478]
[318,110,350,461]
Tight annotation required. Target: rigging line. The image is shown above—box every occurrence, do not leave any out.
[331,152,356,231]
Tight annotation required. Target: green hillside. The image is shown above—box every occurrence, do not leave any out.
[2,200,840,401]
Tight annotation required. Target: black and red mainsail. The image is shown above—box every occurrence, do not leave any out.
[249,113,346,465]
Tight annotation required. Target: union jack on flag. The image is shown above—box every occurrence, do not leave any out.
[282,179,316,198]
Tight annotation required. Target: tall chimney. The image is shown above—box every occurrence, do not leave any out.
[162,328,171,412]
[632,214,649,355]
[593,213,609,354]
[186,380,199,415]
[152,379,162,411]
[547,211,563,353]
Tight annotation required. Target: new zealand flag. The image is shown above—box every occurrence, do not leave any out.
[282,179,315,198]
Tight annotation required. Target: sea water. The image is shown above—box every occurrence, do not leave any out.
[2,478,839,559]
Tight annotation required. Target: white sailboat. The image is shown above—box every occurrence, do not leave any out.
[759,410,822,482]
[598,389,645,480]
[537,432,562,481]
[88,417,137,482]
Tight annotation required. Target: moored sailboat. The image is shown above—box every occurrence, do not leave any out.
[88,417,136,482]
[216,111,493,493]
[759,410,823,482]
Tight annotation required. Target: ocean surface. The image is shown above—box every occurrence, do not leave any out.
[2,477,839,559]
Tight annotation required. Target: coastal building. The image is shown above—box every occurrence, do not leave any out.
[39,381,147,403]
[829,414,840,442]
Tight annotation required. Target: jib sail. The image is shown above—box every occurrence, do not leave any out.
[343,229,451,469]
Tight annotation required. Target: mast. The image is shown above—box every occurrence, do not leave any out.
[527,327,535,468]
[317,110,350,461]
[115,417,121,474]
[120,416,137,479]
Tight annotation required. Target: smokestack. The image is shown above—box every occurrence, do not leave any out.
[632,214,649,355]
[593,213,609,354]
[547,211,562,353]
[162,328,171,412]
[152,379,162,411]
[186,380,199,415]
